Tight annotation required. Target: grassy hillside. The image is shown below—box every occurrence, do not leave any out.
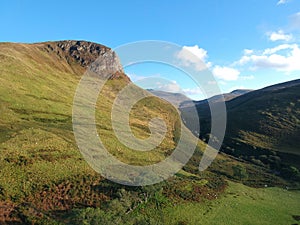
[0,41,216,222]
[0,41,298,224]
[225,81,300,155]
[181,80,300,182]
[0,41,185,221]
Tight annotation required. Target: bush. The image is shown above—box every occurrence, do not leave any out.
[232,165,248,181]
[281,166,299,180]
[67,208,115,225]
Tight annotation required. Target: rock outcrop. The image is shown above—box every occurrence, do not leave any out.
[41,40,128,81]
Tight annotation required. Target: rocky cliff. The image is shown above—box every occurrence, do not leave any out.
[39,40,128,81]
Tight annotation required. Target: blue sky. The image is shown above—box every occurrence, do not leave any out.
[1,0,300,99]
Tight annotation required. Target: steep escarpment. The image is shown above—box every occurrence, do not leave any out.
[44,40,113,68]
[39,40,129,81]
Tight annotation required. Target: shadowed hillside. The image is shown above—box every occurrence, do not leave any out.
[181,79,300,180]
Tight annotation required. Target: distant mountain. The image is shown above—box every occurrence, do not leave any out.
[230,89,253,95]
[148,89,251,109]
[181,79,300,173]
[148,89,192,107]
[180,89,252,108]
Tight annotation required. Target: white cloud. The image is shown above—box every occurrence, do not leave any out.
[277,0,290,5]
[176,45,211,71]
[243,49,254,55]
[262,44,294,55]
[268,30,293,41]
[212,66,240,81]
[182,87,203,96]
[289,11,300,30]
[155,80,181,93]
[237,44,300,72]
[126,73,148,82]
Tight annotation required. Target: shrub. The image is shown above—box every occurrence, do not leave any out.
[67,208,115,225]
[232,165,248,181]
[281,166,299,180]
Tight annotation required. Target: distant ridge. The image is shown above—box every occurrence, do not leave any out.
[147,89,192,107]
[180,89,252,108]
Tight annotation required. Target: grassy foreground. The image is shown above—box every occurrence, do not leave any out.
[164,181,300,225]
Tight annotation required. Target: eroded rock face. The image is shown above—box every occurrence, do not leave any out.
[88,48,124,79]
[43,40,127,80]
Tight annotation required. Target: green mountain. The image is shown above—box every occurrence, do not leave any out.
[181,79,300,178]
[0,40,185,222]
[225,80,300,151]
[0,41,299,224]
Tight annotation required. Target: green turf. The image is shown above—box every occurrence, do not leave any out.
[164,181,300,225]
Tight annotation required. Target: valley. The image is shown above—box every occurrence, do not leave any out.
[0,40,299,225]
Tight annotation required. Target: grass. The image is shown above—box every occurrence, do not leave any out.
[0,41,189,197]
[95,84,184,165]
[163,181,300,225]
[0,41,299,224]
[0,41,207,218]
[59,179,300,225]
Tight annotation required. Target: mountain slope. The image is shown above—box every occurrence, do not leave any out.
[225,80,300,155]
[0,41,191,216]
[0,40,189,177]
[181,79,300,173]
[1,41,236,222]
[0,41,295,224]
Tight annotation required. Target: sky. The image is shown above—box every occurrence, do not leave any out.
[1,0,300,99]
